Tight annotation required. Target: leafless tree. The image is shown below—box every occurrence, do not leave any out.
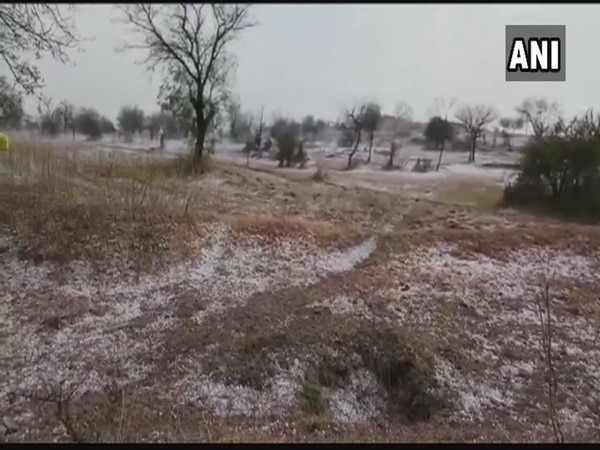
[119,4,254,168]
[385,101,412,169]
[428,96,457,121]
[0,4,79,94]
[37,96,61,136]
[343,104,367,169]
[455,104,498,163]
[516,97,562,140]
[498,117,525,151]
[394,101,413,123]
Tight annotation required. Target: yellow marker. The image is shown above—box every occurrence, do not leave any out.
[0,133,10,151]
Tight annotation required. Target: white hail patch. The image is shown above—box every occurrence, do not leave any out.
[0,226,377,408]
[380,243,600,426]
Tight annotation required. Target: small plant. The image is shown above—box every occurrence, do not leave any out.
[300,380,327,415]
[536,266,565,443]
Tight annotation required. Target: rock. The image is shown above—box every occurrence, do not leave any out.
[2,416,17,433]
[0,424,7,436]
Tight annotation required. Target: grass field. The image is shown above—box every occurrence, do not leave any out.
[1,140,599,443]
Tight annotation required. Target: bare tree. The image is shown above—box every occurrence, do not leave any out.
[385,101,412,169]
[428,96,457,121]
[455,104,498,163]
[516,97,562,141]
[0,5,79,94]
[37,96,61,136]
[499,117,525,151]
[394,101,413,123]
[343,104,367,169]
[119,4,254,168]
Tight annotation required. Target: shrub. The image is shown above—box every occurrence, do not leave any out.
[295,141,308,168]
[424,116,454,150]
[75,108,103,141]
[276,132,296,167]
[504,122,600,219]
[272,119,300,167]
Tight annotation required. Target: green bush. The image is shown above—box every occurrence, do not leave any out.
[272,119,300,167]
[276,132,297,167]
[504,124,600,219]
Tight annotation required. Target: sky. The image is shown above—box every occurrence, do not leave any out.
[19,3,600,124]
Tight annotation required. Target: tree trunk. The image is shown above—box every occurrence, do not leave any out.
[387,142,396,169]
[367,131,374,163]
[469,136,477,162]
[348,129,361,169]
[194,117,208,172]
[436,141,445,171]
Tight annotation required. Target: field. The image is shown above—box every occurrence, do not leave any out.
[1,135,600,443]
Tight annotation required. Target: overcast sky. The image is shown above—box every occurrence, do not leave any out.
[21,4,600,123]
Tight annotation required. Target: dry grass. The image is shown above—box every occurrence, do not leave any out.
[0,140,200,273]
[433,183,503,210]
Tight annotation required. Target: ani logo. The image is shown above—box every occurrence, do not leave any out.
[505,25,566,82]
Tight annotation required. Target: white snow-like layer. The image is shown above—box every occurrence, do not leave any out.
[327,369,386,424]
[434,358,515,420]
[170,358,306,418]
[0,226,377,404]
[378,243,600,427]
[308,294,373,320]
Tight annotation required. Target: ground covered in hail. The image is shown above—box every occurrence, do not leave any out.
[1,144,600,442]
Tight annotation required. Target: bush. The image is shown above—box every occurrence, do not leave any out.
[272,118,300,167]
[75,108,103,141]
[276,132,297,167]
[504,129,600,219]
[41,116,61,136]
[295,141,308,168]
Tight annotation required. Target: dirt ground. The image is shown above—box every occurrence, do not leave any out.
[1,140,599,443]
